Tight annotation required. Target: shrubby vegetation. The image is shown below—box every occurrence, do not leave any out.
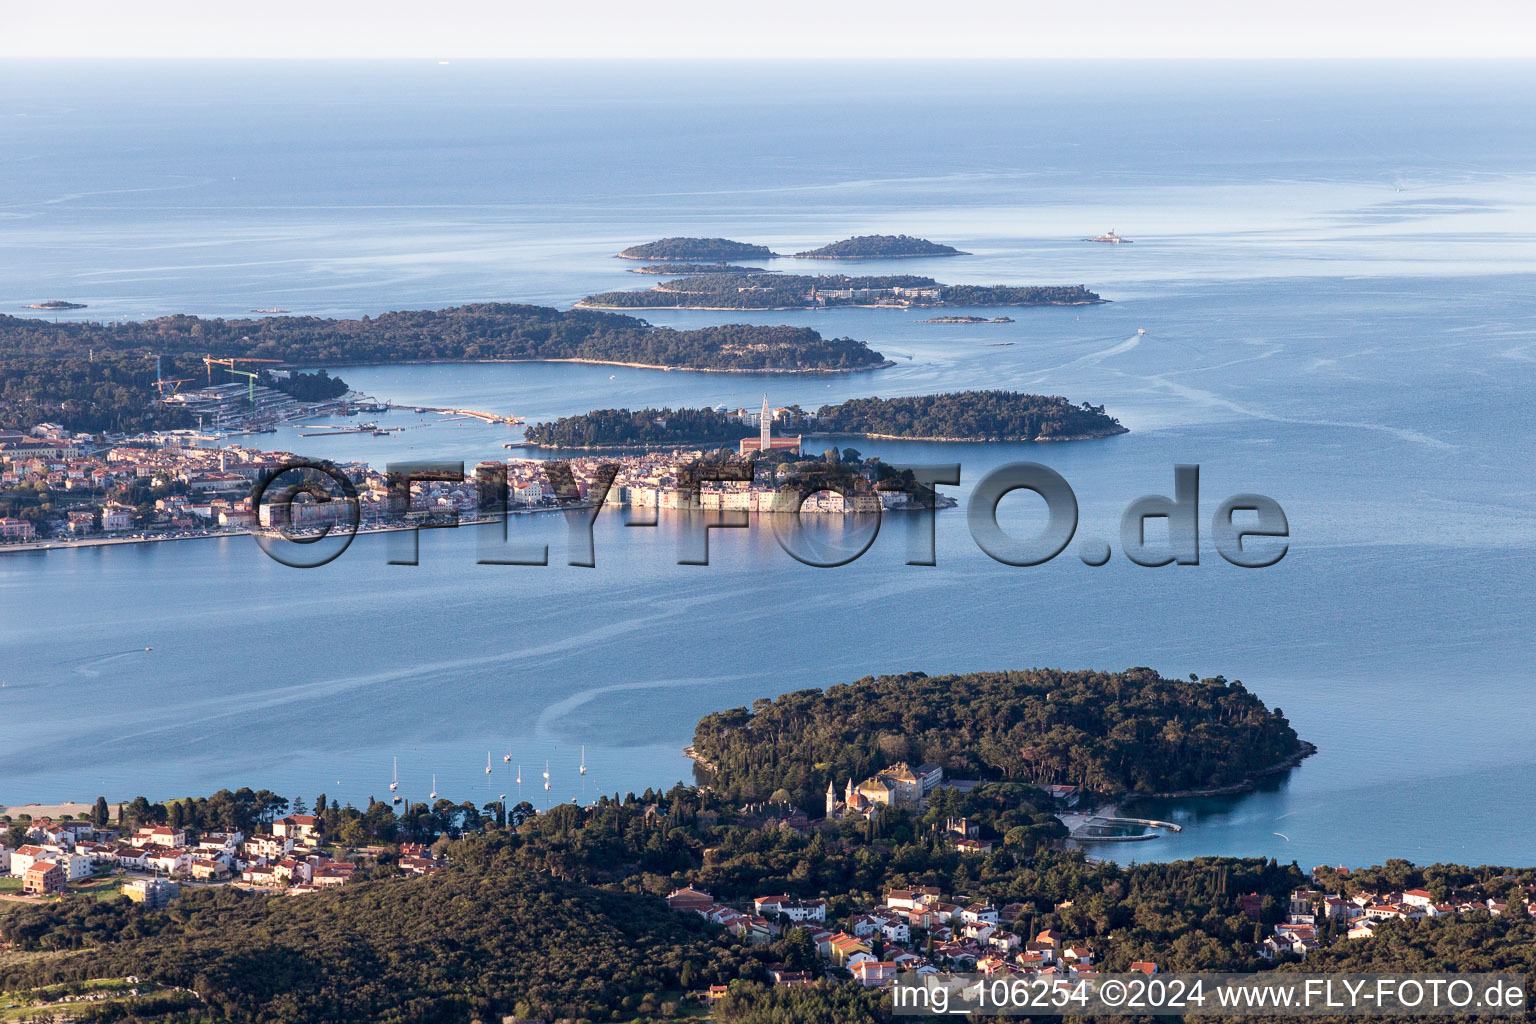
[693,669,1307,809]
[792,234,967,259]
[714,981,888,1022]
[580,274,1101,309]
[0,841,737,1024]
[617,237,775,261]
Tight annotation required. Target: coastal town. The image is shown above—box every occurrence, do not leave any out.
[0,405,938,549]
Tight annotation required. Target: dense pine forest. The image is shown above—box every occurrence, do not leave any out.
[0,305,888,431]
[692,669,1309,809]
[791,234,968,258]
[579,274,1102,309]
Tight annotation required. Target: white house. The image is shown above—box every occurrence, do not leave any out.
[9,845,47,878]
[961,902,999,924]
[113,845,150,870]
[59,852,95,882]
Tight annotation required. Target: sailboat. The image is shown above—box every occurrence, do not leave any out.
[543,760,551,791]
[579,746,587,775]
[485,752,493,775]
[429,775,437,801]
[503,749,511,763]
[390,758,399,792]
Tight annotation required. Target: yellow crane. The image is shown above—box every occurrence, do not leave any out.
[203,356,283,405]
[153,377,194,397]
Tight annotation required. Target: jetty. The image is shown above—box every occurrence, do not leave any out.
[1059,812,1182,842]
[385,403,524,425]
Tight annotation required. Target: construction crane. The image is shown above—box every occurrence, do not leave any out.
[203,356,283,406]
[153,377,194,397]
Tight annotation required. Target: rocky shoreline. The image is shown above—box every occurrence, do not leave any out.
[1138,741,1319,799]
[314,356,895,375]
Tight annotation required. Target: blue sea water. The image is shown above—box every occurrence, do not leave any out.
[1,61,1533,869]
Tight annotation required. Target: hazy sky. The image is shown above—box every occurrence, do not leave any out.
[9,0,1536,58]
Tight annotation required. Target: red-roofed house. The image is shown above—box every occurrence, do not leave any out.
[666,886,714,913]
[24,861,66,896]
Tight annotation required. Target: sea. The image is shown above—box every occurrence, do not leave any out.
[1,60,1533,869]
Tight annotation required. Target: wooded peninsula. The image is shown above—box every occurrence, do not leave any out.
[0,305,890,433]
[692,669,1311,811]
[579,274,1102,310]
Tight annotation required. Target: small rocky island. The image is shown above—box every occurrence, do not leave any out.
[616,237,775,261]
[25,300,87,310]
[791,234,969,259]
[920,315,1014,323]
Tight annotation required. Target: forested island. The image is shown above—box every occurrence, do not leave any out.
[0,305,890,432]
[579,274,1102,310]
[617,237,775,261]
[792,234,968,259]
[919,315,1013,323]
[692,669,1310,810]
[523,391,1125,448]
[24,300,88,310]
[524,406,761,448]
[627,263,771,275]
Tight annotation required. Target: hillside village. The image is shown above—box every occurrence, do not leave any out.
[15,757,1530,990]
[2,812,444,907]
